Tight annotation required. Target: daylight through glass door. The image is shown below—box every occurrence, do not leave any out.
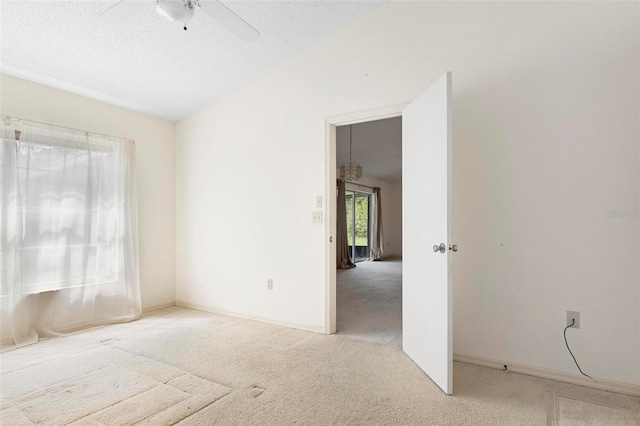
[345,190,371,262]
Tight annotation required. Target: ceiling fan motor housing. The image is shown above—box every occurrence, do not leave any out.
[156,0,197,23]
[100,0,259,41]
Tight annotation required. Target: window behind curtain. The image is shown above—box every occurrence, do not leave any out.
[16,135,119,293]
[1,117,141,347]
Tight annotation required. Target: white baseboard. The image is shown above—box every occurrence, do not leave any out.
[454,353,640,397]
[175,300,325,334]
[142,302,175,313]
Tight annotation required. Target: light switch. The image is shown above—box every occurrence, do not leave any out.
[316,196,323,208]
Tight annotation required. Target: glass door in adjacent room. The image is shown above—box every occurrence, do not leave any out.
[345,190,371,262]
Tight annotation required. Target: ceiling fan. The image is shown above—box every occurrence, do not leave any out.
[100,0,259,42]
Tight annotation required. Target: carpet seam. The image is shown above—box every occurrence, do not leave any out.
[107,343,240,390]
[168,389,238,426]
[4,364,112,403]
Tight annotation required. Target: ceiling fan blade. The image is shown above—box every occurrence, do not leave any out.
[199,0,260,42]
[100,0,149,24]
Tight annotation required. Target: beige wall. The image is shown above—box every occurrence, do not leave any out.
[1,74,176,310]
[176,1,639,387]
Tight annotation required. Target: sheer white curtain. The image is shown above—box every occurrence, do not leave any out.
[1,116,141,347]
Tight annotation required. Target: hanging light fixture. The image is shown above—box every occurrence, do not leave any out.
[339,125,363,182]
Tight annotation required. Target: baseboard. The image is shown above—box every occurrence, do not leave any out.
[454,352,640,397]
[175,300,325,334]
[142,302,175,313]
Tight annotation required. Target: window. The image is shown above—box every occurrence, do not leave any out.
[15,136,118,293]
[345,190,371,262]
[1,117,140,346]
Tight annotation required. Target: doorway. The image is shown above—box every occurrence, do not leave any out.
[324,104,406,336]
[333,117,403,346]
[325,72,454,394]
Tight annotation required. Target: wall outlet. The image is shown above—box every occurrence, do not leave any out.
[567,311,580,329]
[267,279,273,291]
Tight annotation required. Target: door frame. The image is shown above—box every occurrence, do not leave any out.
[324,103,408,334]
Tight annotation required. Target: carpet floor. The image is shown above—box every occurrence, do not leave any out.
[337,258,402,347]
[1,305,638,425]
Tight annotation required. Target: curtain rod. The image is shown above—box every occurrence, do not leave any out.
[2,115,135,145]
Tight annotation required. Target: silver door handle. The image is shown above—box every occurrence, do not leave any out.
[433,243,446,253]
[449,244,458,252]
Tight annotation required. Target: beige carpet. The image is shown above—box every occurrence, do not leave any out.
[337,258,402,347]
[2,307,639,425]
[551,395,640,425]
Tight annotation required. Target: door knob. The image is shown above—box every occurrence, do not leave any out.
[449,244,458,252]
[433,243,446,253]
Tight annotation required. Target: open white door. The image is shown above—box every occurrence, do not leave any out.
[402,72,453,394]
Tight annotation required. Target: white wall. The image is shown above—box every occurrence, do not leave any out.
[344,175,402,258]
[0,74,176,310]
[176,2,639,386]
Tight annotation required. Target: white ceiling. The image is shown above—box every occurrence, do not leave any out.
[337,117,402,184]
[0,0,385,121]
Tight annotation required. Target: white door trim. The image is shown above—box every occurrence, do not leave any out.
[324,103,407,334]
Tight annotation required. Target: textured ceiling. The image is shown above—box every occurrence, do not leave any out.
[0,0,385,121]
[337,117,402,184]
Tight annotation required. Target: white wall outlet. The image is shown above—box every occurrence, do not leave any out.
[316,195,323,208]
[312,211,323,223]
[567,311,580,328]
[267,279,273,291]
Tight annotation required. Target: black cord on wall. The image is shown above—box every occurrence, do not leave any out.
[564,319,594,380]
